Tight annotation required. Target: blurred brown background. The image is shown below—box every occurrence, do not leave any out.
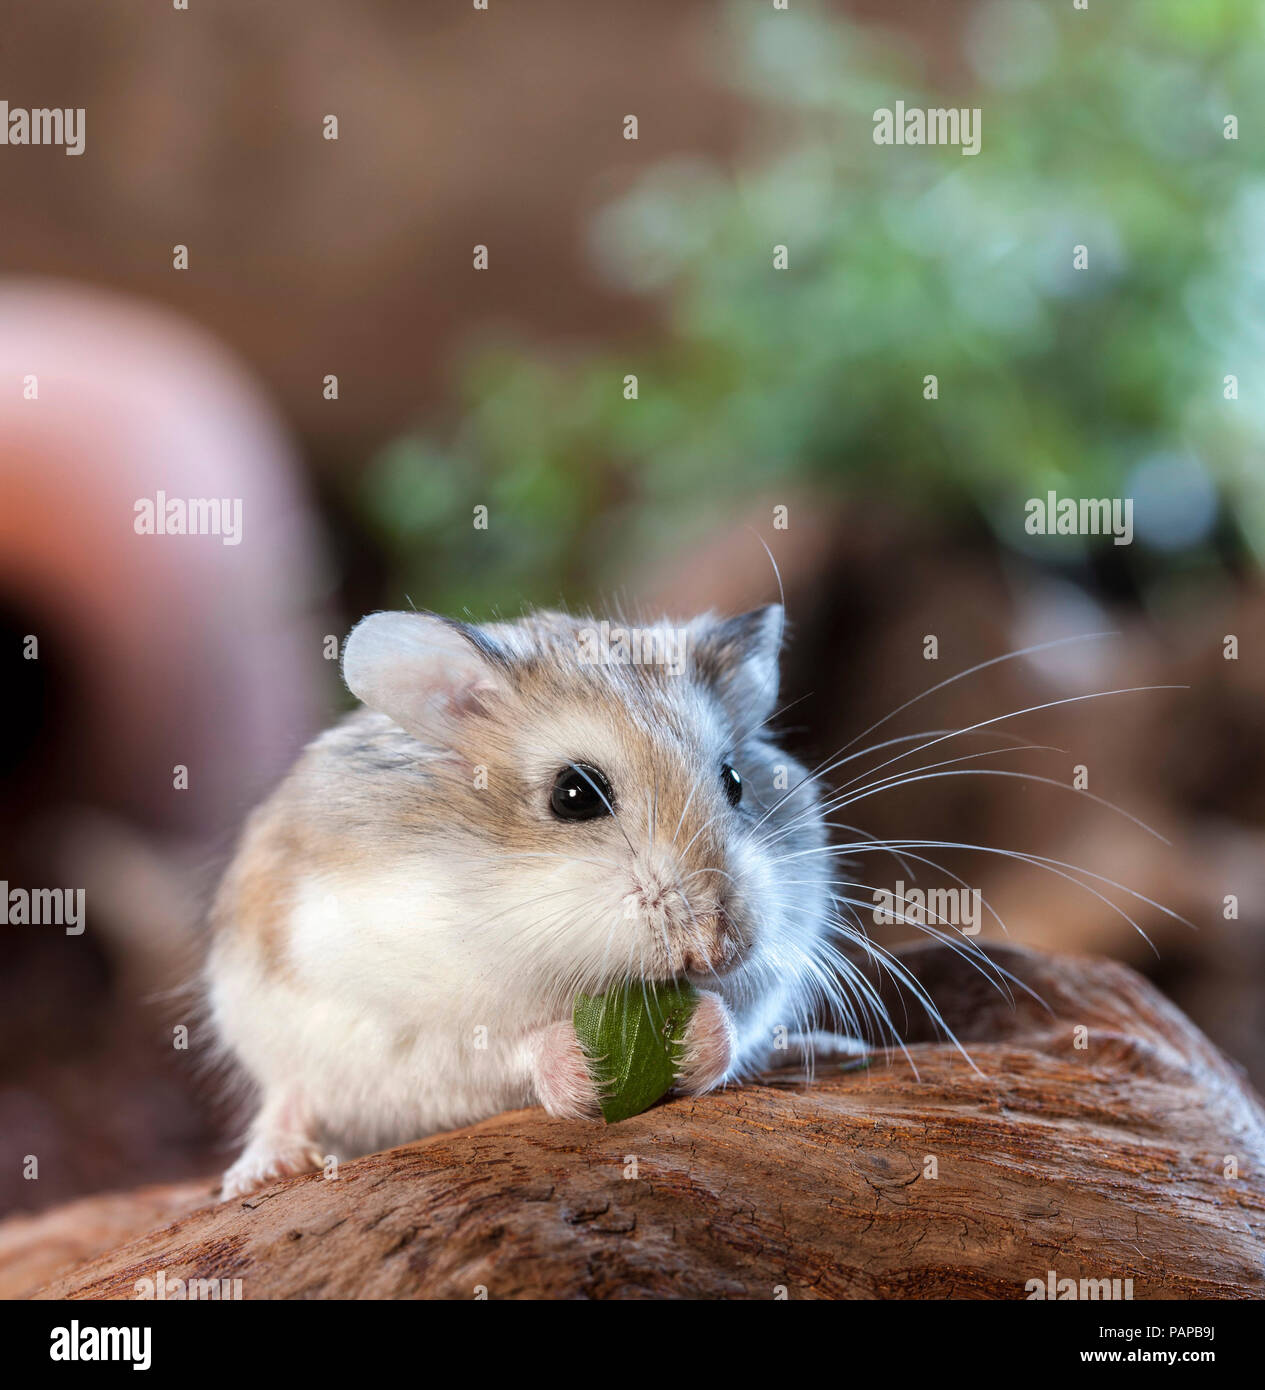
[2,0,1263,1215]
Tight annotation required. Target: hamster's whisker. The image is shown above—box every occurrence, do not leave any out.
[495,897,595,954]
[649,770,663,852]
[731,690,813,749]
[827,739,1060,796]
[676,807,730,861]
[492,889,628,972]
[748,727,1048,837]
[740,529,787,727]
[469,885,584,934]
[754,743,1061,854]
[816,839,1011,938]
[832,899,1037,1021]
[828,631,1120,767]
[818,685,1186,810]
[752,662,1170,841]
[748,733,1050,856]
[588,909,638,998]
[770,916,932,1070]
[680,866,737,888]
[818,821,921,881]
[670,764,707,847]
[800,836,1195,949]
[825,766,1170,845]
[785,901,986,1074]
[825,882,1023,1010]
[756,697,1175,860]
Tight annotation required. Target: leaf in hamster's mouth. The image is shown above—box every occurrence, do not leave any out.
[573,978,699,1122]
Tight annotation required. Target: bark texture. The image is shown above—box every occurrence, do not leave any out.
[8,942,1265,1300]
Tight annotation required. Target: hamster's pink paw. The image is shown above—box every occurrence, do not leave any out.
[220,1139,324,1200]
[527,1020,601,1120]
[675,989,736,1096]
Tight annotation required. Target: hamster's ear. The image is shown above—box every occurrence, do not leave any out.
[342,611,509,741]
[690,605,784,728]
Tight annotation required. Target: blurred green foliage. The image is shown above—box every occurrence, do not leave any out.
[361,0,1265,614]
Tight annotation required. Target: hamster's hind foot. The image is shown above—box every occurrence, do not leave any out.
[219,1090,324,1199]
[220,1137,325,1200]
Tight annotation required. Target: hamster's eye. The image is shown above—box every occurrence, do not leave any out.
[721,763,742,807]
[550,764,615,821]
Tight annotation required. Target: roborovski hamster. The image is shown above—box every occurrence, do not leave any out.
[208,606,846,1198]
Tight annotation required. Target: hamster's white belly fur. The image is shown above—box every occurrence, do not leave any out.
[210,867,549,1147]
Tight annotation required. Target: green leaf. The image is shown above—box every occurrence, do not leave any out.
[573,979,699,1123]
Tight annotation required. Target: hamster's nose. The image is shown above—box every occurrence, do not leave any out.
[681,909,740,976]
[627,879,675,914]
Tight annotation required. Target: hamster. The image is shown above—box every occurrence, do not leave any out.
[208,606,842,1198]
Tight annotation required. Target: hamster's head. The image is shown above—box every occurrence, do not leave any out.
[341,607,828,1012]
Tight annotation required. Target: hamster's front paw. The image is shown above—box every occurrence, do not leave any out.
[526,1020,602,1120]
[674,989,736,1096]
